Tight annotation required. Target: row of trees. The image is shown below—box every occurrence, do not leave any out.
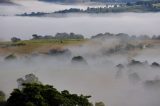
[32,33,84,40]
[91,32,160,40]
[10,32,160,43]
[18,12,49,17]
[54,2,160,14]
[54,8,83,13]
[10,32,84,43]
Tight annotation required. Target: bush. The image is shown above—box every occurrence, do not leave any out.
[5,54,16,60]
[11,37,21,42]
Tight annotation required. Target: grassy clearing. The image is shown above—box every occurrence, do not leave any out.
[0,39,87,55]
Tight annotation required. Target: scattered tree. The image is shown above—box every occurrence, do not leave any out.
[5,54,16,60]
[95,101,105,106]
[71,56,87,65]
[11,37,21,42]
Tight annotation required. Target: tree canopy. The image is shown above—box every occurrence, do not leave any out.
[6,83,92,106]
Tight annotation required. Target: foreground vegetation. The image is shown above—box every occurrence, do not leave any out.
[7,83,92,106]
[0,74,105,106]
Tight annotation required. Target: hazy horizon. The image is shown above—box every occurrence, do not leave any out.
[1,12,160,40]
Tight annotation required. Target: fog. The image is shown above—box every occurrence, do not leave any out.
[0,12,160,40]
[0,36,160,106]
[0,0,160,40]
[1,1,160,106]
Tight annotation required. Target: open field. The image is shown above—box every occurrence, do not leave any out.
[0,39,87,55]
[1,37,160,57]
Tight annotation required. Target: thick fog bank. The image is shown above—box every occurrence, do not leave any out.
[0,13,160,40]
[0,37,160,106]
[0,52,160,106]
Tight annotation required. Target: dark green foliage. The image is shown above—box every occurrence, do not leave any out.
[11,37,21,43]
[128,60,143,66]
[18,12,49,17]
[18,2,160,17]
[10,43,26,47]
[135,1,154,7]
[0,91,5,102]
[54,4,160,14]
[151,62,160,68]
[0,102,6,106]
[31,33,84,40]
[126,2,134,6]
[0,91,6,106]
[71,56,88,65]
[55,8,82,13]
[95,101,105,106]
[6,83,92,106]
[32,34,43,40]
[5,54,16,60]
[72,56,84,61]
[116,64,124,69]
[55,32,84,40]
[0,0,14,4]
[47,48,71,56]
[39,0,65,3]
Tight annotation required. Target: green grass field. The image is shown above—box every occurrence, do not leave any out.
[0,39,87,55]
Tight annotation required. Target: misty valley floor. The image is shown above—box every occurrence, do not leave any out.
[0,34,160,106]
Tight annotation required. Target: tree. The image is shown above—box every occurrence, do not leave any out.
[0,91,5,102]
[17,73,41,89]
[32,34,43,40]
[11,37,21,42]
[5,54,16,60]
[7,74,92,106]
[0,91,6,106]
[95,101,105,106]
[126,2,133,6]
[71,56,88,65]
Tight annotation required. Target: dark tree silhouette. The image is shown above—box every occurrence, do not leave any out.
[7,74,92,106]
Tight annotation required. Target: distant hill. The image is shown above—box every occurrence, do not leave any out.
[0,0,11,3]
[0,0,15,4]
[39,0,145,3]
[39,0,90,3]
[91,0,140,3]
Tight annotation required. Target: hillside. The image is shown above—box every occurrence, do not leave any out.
[0,0,14,4]
[39,0,152,3]
[1,32,160,57]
